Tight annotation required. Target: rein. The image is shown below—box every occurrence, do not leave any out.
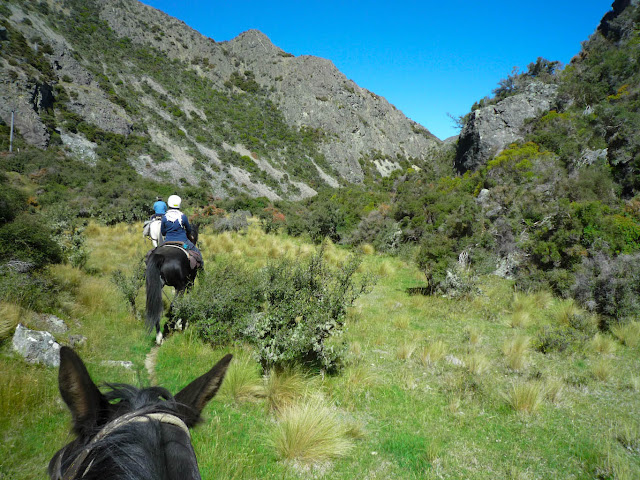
[53,410,190,480]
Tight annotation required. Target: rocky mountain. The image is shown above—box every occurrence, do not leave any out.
[0,0,440,200]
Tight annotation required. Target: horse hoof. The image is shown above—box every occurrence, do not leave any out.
[156,331,164,346]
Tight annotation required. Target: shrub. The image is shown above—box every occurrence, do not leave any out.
[0,214,63,269]
[572,252,640,324]
[213,210,250,233]
[111,260,146,316]
[246,244,374,371]
[172,260,262,346]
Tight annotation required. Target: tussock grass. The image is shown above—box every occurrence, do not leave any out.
[0,302,21,341]
[464,326,482,346]
[553,299,583,326]
[269,396,354,462]
[375,260,396,277]
[465,353,490,375]
[591,358,613,382]
[532,290,554,310]
[502,335,530,371]
[396,342,416,360]
[220,355,264,403]
[611,321,640,348]
[589,333,617,355]
[263,368,310,413]
[544,377,564,403]
[392,313,410,330]
[418,340,447,366]
[360,243,375,255]
[509,292,538,328]
[503,381,545,413]
[615,422,640,454]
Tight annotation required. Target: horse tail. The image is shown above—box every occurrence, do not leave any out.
[145,254,164,334]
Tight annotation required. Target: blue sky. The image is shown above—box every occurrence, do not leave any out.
[141,1,613,140]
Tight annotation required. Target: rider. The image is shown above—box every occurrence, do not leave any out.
[151,196,168,220]
[161,194,202,262]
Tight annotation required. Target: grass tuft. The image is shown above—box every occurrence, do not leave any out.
[589,333,617,355]
[396,341,417,360]
[503,381,545,413]
[544,377,564,404]
[0,303,21,342]
[359,243,375,255]
[611,321,640,348]
[418,340,447,366]
[263,368,310,413]
[502,335,530,371]
[269,396,354,462]
[220,355,264,403]
[465,353,490,375]
[591,358,613,382]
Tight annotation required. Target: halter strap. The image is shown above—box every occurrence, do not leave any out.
[54,411,190,480]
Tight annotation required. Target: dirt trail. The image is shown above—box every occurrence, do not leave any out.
[144,346,159,384]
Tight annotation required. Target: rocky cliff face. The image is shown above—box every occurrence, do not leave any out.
[454,81,558,173]
[0,0,440,198]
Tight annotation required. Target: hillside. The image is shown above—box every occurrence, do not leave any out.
[0,0,440,200]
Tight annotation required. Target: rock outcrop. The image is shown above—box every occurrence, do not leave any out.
[12,324,61,367]
[454,82,558,173]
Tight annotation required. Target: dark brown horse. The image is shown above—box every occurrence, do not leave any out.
[145,225,199,344]
[49,346,231,480]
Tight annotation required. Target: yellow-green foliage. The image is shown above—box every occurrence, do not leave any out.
[486,142,550,181]
[591,359,613,382]
[396,341,416,360]
[465,353,490,375]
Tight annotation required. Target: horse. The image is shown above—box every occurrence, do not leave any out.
[149,218,163,247]
[145,224,200,345]
[49,346,232,480]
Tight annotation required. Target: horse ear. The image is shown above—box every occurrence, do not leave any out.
[174,354,232,427]
[58,346,108,433]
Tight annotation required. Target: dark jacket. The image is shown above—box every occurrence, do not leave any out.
[161,210,191,243]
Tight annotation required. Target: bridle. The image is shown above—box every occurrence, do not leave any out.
[52,410,190,480]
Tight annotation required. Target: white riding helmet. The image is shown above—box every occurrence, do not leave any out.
[167,195,182,209]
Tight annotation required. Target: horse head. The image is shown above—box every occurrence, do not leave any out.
[49,346,231,480]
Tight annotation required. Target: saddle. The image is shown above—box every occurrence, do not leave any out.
[145,242,203,270]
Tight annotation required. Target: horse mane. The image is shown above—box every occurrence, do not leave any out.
[58,385,200,480]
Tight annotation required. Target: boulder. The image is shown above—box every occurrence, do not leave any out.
[12,324,61,367]
[455,82,558,173]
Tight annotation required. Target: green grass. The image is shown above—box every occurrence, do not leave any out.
[1,223,640,478]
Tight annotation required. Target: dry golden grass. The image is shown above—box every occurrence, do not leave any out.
[502,335,530,371]
[263,368,310,413]
[269,395,354,462]
[611,321,640,348]
[392,313,410,330]
[220,355,264,403]
[418,340,447,366]
[503,381,545,413]
[0,302,21,342]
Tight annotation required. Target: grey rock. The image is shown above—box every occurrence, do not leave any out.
[445,355,465,367]
[12,324,61,367]
[455,82,558,173]
[476,189,491,206]
[576,148,608,168]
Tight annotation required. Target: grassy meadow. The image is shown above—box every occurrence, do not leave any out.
[1,223,640,479]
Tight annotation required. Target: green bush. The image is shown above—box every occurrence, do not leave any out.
[0,214,63,269]
[172,260,262,346]
[247,245,374,371]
